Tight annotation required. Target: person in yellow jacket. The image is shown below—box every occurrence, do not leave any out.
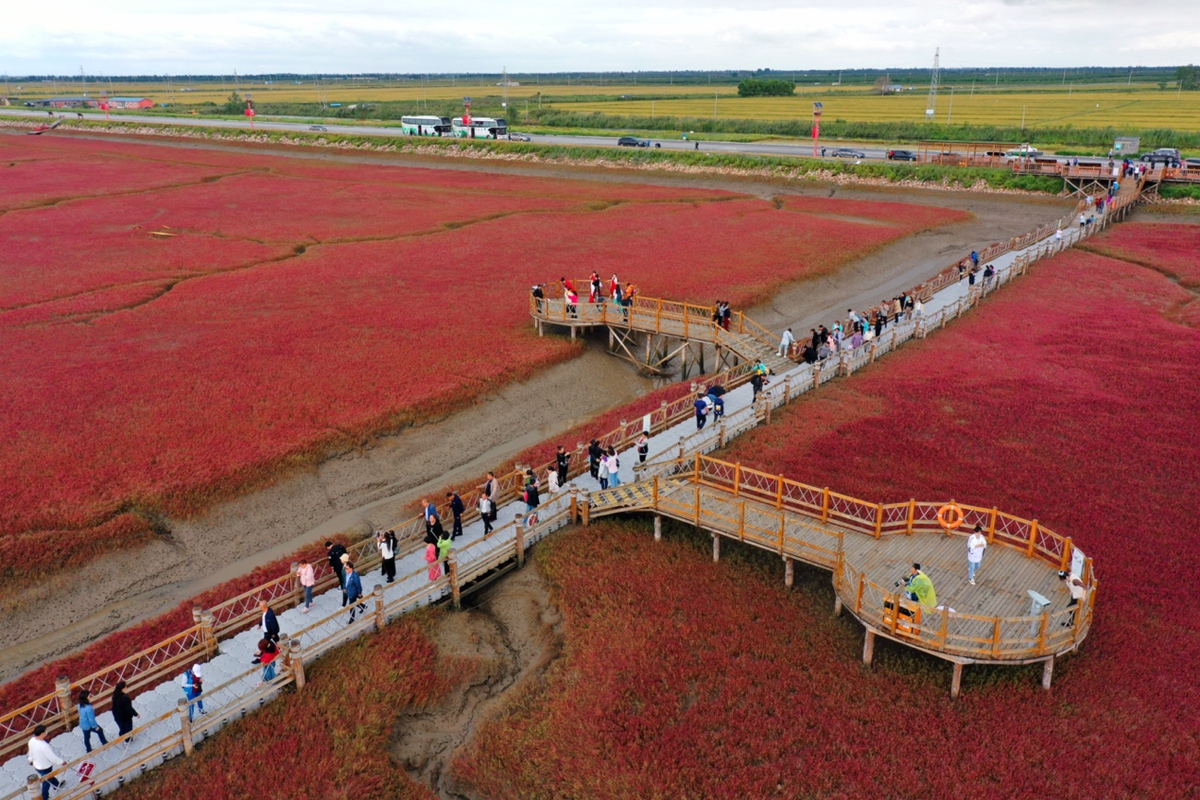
[903,563,937,607]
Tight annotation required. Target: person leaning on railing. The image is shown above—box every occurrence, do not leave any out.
[1058,571,1087,627]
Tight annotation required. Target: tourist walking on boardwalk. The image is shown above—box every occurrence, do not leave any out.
[424,536,440,581]
[637,434,650,463]
[478,491,494,535]
[77,690,108,752]
[588,440,603,480]
[297,559,316,612]
[983,264,995,288]
[344,562,366,623]
[913,298,923,319]
[377,531,397,583]
[694,394,709,431]
[182,664,204,721]
[610,273,619,298]
[750,371,767,399]
[605,447,622,487]
[326,540,348,607]
[873,312,883,340]
[523,474,540,513]
[970,251,979,269]
[968,267,977,288]
[255,639,280,685]
[447,491,465,539]
[259,599,280,644]
[28,725,66,799]
[597,452,610,488]
[556,445,570,486]
[721,301,731,331]
[809,328,820,350]
[892,297,902,323]
[111,681,138,739]
[547,464,561,494]
[849,329,863,350]
[967,524,988,585]
[778,327,794,358]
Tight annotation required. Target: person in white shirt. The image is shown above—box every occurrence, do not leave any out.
[28,725,66,799]
[966,524,988,585]
[778,327,794,358]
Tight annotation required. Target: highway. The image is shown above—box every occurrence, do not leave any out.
[2,107,898,161]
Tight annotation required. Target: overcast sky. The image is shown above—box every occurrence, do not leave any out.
[3,0,1196,76]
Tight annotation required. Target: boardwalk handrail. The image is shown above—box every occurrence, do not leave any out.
[0,187,1137,762]
[628,457,1097,663]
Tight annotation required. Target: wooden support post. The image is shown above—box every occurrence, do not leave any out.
[1042,656,1055,690]
[812,366,820,391]
[951,663,963,700]
[581,491,590,526]
[200,610,217,657]
[991,617,1002,658]
[25,775,40,800]
[678,435,686,462]
[821,488,830,523]
[654,514,662,542]
[373,585,385,630]
[55,675,74,730]
[1060,537,1073,571]
[1028,519,1040,556]
[738,500,746,542]
[449,556,461,610]
[569,486,578,523]
[775,476,784,509]
[289,639,306,692]
[785,557,794,588]
[732,462,741,496]
[177,698,195,756]
[869,343,877,363]
[874,504,883,538]
[712,534,720,562]
[570,326,575,341]
[516,517,526,568]
[783,375,791,403]
[719,419,727,447]
[855,574,865,614]
[833,595,842,616]
[906,499,916,534]
[987,507,998,542]
[863,630,875,666]
[764,397,772,425]
[694,484,702,526]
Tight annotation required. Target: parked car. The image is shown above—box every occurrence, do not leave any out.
[830,148,866,159]
[308,125,328,132]
[507,132,532,142]
[617,136,650,147]
[1186,157,1200,170]
[886,149,917,161]
[1141,148,1181,166]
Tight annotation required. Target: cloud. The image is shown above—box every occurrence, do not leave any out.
[1,0,1196,74]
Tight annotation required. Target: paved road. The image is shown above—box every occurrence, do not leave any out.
[3,107,899,161]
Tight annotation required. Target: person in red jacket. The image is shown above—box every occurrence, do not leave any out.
[256,639,279,686]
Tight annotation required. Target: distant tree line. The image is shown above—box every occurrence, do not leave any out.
[1179,65,1200,91]
[737,79,794,97]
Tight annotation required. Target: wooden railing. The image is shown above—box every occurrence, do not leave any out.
[6,502,579,800]
[637,455,1096,663]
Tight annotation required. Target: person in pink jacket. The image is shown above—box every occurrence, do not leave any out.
[297,560,316,613]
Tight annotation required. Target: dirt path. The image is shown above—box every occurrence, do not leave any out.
[393,563,561,800]
[0,139,1073,683]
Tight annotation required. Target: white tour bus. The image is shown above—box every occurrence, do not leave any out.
[400,116,451,136]
[451,116,507,139]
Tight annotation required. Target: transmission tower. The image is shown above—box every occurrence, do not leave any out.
[925,47,940,122]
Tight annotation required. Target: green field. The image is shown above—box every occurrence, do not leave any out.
[557,86,1200,131]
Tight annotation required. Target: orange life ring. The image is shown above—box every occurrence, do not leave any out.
[937,502,964,531]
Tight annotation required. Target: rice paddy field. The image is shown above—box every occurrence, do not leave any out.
[558,86,1200,131]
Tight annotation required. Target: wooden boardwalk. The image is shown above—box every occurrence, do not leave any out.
[590,456,1095,697]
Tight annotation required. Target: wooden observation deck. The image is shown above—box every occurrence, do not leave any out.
[588,454,1096,698]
